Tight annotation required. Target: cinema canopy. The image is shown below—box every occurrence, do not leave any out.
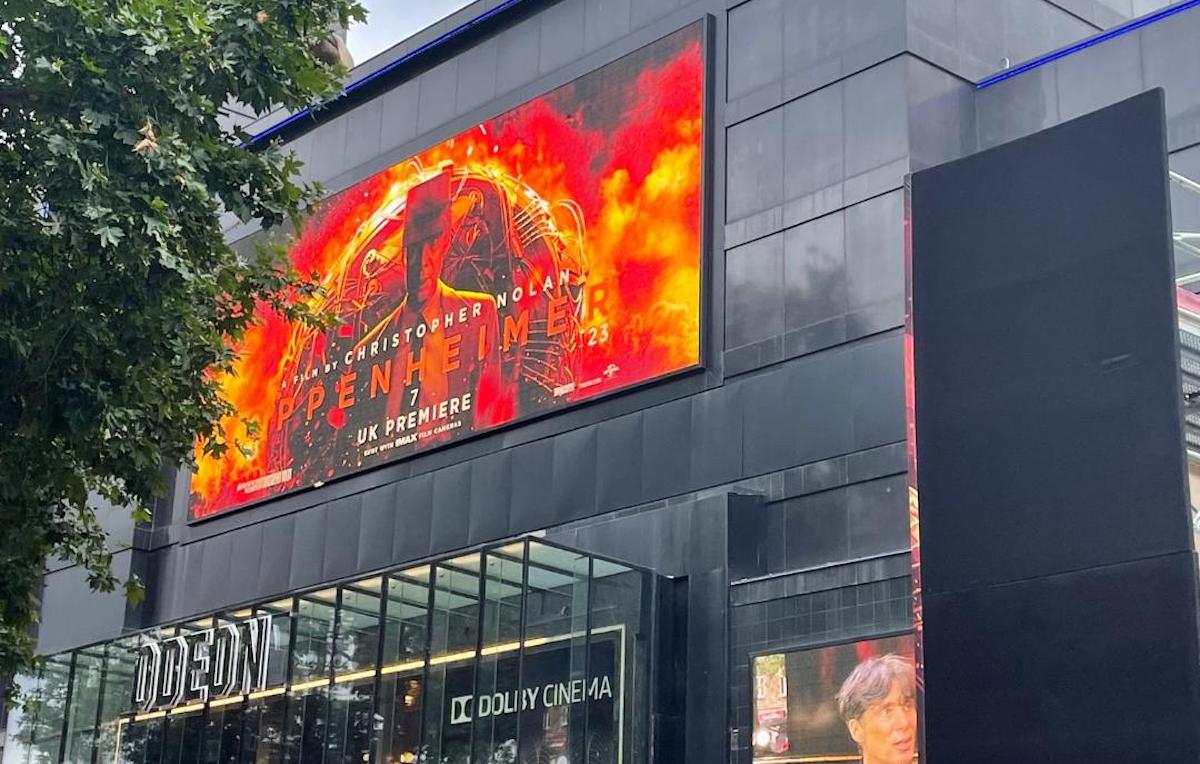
[3,540,656,764]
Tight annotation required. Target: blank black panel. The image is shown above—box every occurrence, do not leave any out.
[742,365,794,474]
[508,438,556,531]
[198,533,233,611]
[257,514,295,598]
[846,474,907,559]
[392,472,434,563]
[782,490,848,571]
[790,348,855,465]
[429,463,471,554]
[289,504,328,590]
[595,413,645,512]
[228,523,265,598]
[690,385,743,488]
[468,449,513,545]
[322,494,362,581]
[923,552,1200,762]
[550,425,598,523]
[643,397,694,500]
[358,484,398,570]
[910,89,1191,590]
[850,333,905,449]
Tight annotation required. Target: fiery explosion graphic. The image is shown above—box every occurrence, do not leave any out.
[190,23,705,518]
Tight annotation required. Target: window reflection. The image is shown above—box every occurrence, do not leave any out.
[327,579,382,764]
[589,559,647,764]
[423,555,480,764]
[524,544,590,764]
[285,590,336,764]
[1177,292,1200,550]
[62,648,102,764]
[471,548,524,763]
[32,654,72,764]
[4,672,42,764]
[96,637,139,764]
[376,569,429,764]
[252,600,293,764]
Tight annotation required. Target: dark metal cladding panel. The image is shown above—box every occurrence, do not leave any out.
[321,494,363,580]
[467,448,514,544]
[357,483,398,570]
[923,554,1200,760]
[257,513,295,598]
[429,462,472,553]
[391,472,434,562]
[288,503,328,590]
[911,89,1191,589]
[910,89,1200,762]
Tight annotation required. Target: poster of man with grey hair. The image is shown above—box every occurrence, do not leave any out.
[752,635,919,764]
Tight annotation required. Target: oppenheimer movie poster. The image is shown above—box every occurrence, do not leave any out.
[190,23,705,519]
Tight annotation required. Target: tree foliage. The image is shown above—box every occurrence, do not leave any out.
[0,0,363,696]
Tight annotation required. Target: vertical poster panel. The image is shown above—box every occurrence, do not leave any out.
[190,22,706,519]
[751,635,919,764]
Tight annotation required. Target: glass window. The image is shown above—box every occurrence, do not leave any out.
[326,579,383,764]
[159,621,211,764]
[589,558,649,764]
[284,590,336,764]
[3,672,43,764]
[158,708,204,764]
[522,543,591,764]
[199,615,250,764]
[423,555,481,764]
[376,568,430,764]
[200,694,249,764]
[470,545,525,764]
[250,599,294,764]
[63,648,103,764]
[30,654,72,764]
[95,637,139,764]
[114,717,147,764]
[1178,291,1200,550]
[290,591,336,685]
[1189,458,1200,550]
[139,717,165,764]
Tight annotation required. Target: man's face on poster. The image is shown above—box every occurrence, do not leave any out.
[847,679,917,764]
[402,173,452,304]
[405,231,447,303]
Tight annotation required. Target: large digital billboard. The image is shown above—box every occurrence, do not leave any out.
[752,634,919,764]
[190,23,706,519]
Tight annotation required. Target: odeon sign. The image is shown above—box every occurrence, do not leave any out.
[133,615,272,711]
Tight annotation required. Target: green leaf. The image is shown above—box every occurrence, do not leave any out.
[0,0,363,699]
[124,576,146,607]
[95,224,124,248]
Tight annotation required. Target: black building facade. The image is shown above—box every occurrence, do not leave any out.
[11,1,1200,763]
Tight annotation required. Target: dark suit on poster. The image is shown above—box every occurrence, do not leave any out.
[356,171,504,448]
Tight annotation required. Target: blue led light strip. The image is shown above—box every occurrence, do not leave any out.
[247,0,529,145]
[977,0,1200,89]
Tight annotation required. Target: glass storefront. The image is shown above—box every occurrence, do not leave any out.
[3,540,655,764]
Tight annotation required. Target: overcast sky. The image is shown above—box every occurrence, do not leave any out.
[346,0,477,66]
